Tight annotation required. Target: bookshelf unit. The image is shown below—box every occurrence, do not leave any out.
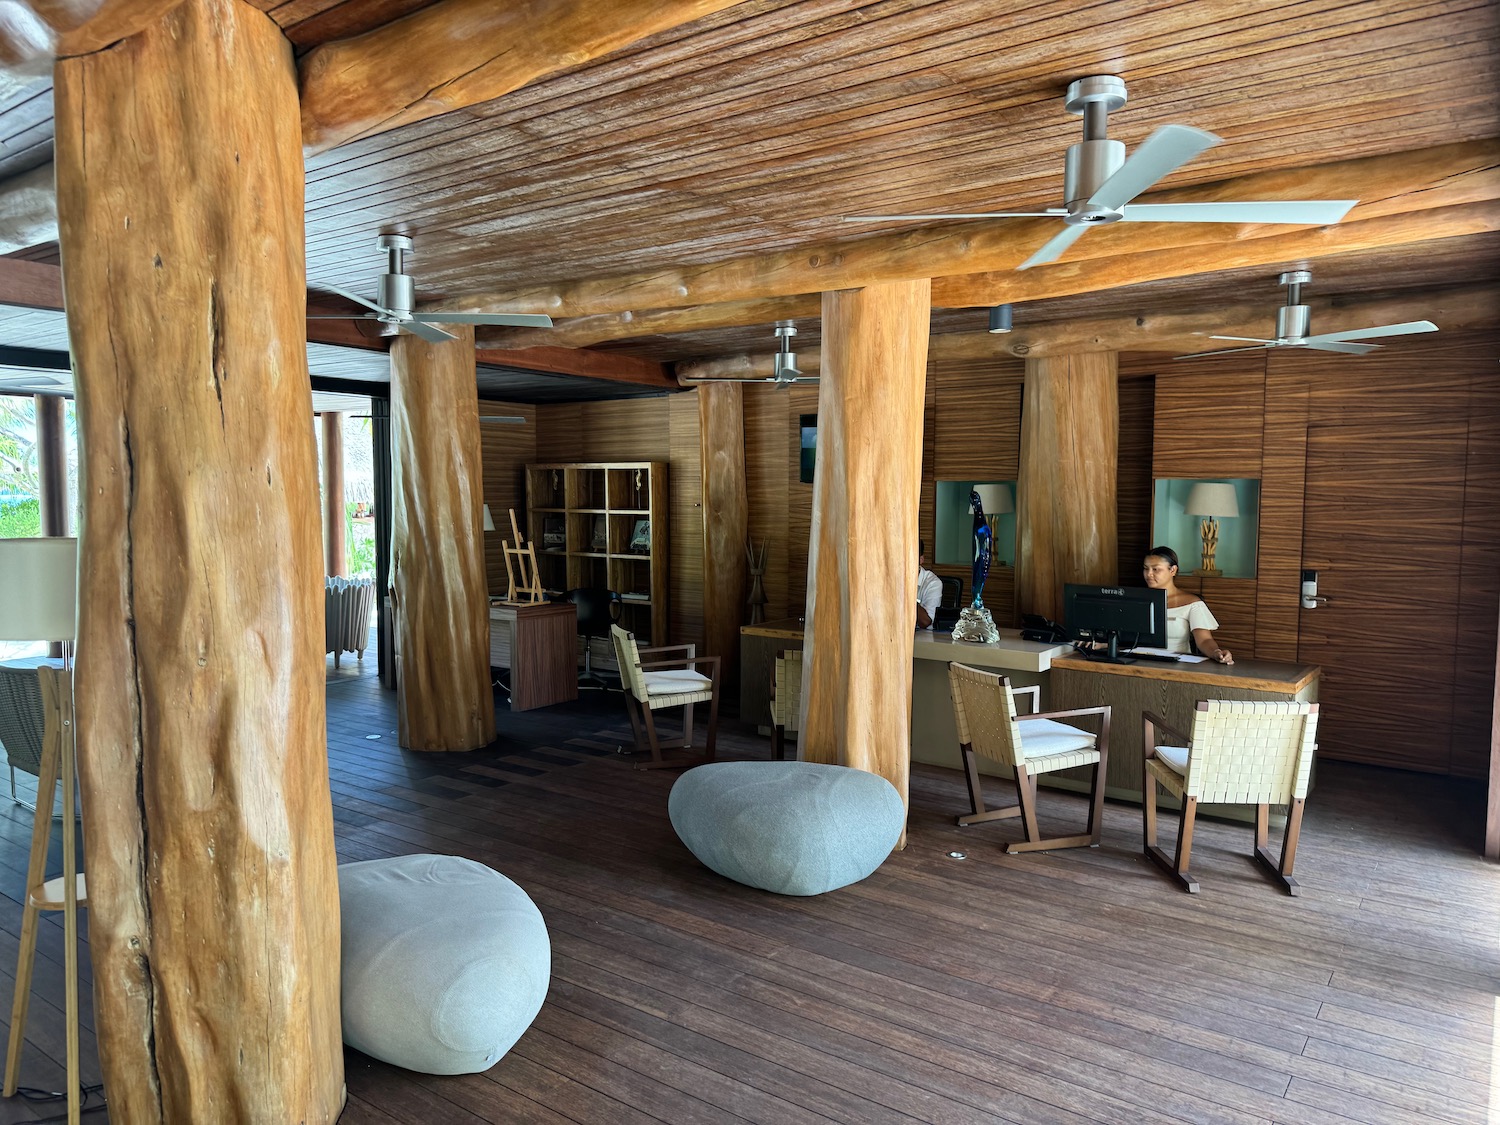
[525,461,669,645]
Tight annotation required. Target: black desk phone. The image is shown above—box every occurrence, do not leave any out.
[1020,614,1069,643]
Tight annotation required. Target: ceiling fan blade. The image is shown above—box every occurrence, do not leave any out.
[843,210,1064,222]
[1089,124,1219,211]
[416,312,555,328]
[1017,223,1090,270]
[1305,320,1438,344]
[401,320,459,343]
[1122,199,1357,224]
[1302,339,1380,354]
[305,313,380,320]
[1209,335,1277,344]
[1174,344,1274,360]
[321,283,391,317]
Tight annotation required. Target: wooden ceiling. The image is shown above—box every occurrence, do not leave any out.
[0,0,1496,371]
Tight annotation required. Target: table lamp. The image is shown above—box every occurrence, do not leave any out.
[0,537,84,1122]
[971,482,1014,560]
[482,504,496,533]
[1183,482,1239,576]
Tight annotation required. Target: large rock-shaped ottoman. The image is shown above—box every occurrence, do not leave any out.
[338,854,550,1074]
[669,761,905,896]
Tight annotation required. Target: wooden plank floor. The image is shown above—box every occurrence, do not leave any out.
[1,654,1496,1123]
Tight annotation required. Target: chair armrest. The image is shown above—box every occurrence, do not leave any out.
[1022,705,1110,724]
[640,655,720,683]
[1142,709,1190,753]
[640,643,695,660]
[1011,685,1040,715]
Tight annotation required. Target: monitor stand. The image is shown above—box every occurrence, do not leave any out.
[1083,631,1136,664]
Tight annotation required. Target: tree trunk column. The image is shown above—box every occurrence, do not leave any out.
[1016,352,1119,623]
[801,280,931,818]
[322,411,347,576]
[391,325,496,750]
[53,0,344,1121]
[699,382,748,691]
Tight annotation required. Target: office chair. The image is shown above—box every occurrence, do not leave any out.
[566,588,622,689]
[933,576,963,631]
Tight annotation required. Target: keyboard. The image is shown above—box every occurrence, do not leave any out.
[1128,651,1182,663]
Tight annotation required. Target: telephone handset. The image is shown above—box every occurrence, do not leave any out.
[1020,614,1069,643]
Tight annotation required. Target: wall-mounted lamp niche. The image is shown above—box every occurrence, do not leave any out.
[935,480,1016,568]
[1152,478,1261,578]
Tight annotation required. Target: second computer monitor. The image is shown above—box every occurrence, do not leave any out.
[1063,583,1168,655]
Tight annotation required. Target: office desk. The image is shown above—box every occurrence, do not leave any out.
[1050,655,1320,817]
[740,619,807,730]
[489,601,578,711]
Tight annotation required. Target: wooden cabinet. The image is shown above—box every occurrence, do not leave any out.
[526,462,668,645]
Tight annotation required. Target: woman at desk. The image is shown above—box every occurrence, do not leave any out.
[1143,546,1234,664]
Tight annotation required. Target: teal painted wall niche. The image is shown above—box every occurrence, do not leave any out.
[1151,478,1261,578]
[935,480,1017,569]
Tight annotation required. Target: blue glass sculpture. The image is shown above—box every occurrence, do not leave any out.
[952,488,1000,643]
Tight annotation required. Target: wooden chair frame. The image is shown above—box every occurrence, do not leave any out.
[612,627,720,770]
[950,667,1112,854]
[1143,703,1315,896]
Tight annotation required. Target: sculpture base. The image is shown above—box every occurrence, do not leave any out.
[951,605,1000,644]
[1196,566,1222,577]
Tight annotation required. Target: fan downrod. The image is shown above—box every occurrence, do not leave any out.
[1062,75,1128,226]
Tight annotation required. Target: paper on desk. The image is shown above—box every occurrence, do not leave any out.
[1131,646,1209,663]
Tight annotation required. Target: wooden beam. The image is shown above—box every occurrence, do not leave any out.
[801,280,931,827]
[298,0,748,154]
[391,324,496,751]
[0,0,183,66]
[429,141,1500,319]
[54,0,344,1119]
[0,254,62,308]
[1016,353,1119,623]
[474,344,677,389]
[0,163,56,258]
[478,295,821,350]
[674,285,1500,381]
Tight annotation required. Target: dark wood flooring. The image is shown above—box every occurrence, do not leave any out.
[1,654,1496,1123]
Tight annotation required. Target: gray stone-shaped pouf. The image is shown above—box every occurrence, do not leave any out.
[338,854,550,1074]
[669,761,905,896]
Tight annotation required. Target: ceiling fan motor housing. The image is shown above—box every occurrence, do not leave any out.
[1276,304,1311,345]
[377,271,415,320]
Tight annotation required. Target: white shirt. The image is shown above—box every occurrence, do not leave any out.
[1165,599,1219,654]
[916,567,943,629]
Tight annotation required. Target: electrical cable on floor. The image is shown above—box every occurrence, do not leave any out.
[11,1081,108,1121]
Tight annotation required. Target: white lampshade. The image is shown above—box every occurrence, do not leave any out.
[972,483,1014,515]
[482,505,496,532]
[1183,482,1239,518]
[0,537,77,642]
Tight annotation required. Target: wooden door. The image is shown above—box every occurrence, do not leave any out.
[1298,420,1469,770]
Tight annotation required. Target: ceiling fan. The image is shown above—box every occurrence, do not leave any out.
[309,234,553,342]
[844,75,1357,270]
[1175,271,1439,359]
[686,322,820,387]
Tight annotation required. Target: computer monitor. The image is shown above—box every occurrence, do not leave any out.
[1063,584,1167,662]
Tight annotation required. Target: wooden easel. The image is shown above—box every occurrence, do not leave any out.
[502,508,546,605]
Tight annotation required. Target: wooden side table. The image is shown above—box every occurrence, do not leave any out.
[490,601,579,711]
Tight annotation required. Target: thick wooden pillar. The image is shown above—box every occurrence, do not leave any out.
[391,324,496,750]
[53,0,344,1120]
[36,394,67,535]
[321,411,347,576]
[1016,352,1119,623]
[699,382,748,689]
[801,280,930,815]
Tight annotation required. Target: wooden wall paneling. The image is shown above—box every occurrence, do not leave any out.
[1150,362,1267,478]
[670,392,704,650]
[1451,368,1500,779]
[1253,361,1306,660]
[577,397,672,462]
[1116,372,1155,583]
[1016,352,1119,623]
[742,386,790,623]
[479,401,537,597]
[698,382,748,689]
[54,0,344,1117]
[1490,592,1500,858]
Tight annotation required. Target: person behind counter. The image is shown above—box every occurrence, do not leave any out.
[916,539,942,630]
[1143,546,1234,664]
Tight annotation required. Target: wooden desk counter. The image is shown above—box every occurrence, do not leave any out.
[490,600,578,711]
[1050,654,1321,808]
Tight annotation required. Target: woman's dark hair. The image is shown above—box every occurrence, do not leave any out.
[1144,546,1180,570]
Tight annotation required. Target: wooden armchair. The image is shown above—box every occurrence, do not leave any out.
[769,649,801,760]
[610,625,719,770]
[1143,700,1319,895]
[947,661,1111,854]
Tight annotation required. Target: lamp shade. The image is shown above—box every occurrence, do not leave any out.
[482,505,496,532]
[1183,482,1239,518]
[972,482,1013,515]
[0,537,77,642]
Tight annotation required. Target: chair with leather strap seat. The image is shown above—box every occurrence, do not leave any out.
[611,625,719,770]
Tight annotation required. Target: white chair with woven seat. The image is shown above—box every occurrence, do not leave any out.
[1143,699,1319,895]
[610,624,720,770]
[947,661,1111,854]
[769,649,801,761]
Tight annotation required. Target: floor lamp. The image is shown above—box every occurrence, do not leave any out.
[0,537,85,1125]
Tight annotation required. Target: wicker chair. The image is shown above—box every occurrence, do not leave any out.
[1143,700,1320,895]
[0,665,48,811]
[947,661,1111,854]
[769,649,801,760]
[610,625,719,770]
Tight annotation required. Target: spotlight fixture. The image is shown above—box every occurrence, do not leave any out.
[772,321,801,383]
[988,304,1013,334]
